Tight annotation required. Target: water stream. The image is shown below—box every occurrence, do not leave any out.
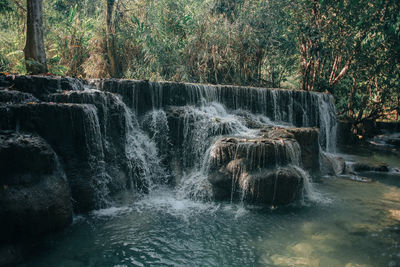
[26,150,400,266]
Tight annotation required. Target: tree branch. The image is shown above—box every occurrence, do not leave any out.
[12,0,26,12]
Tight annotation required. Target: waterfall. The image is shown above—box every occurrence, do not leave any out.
[90,79,338,204]
[79,104,110,207]
[180,102,256,168]
[47,88,168,195]
[94,79,337,152]
[175,103,258,200]
[1,75,337,212]
[121,102,168,192]
[142,109,171,159]
[317,94,338,153]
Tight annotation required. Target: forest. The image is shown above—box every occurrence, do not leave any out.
[1,0,400,128]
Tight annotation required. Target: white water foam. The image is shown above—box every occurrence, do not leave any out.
[91,206,133,218]
[133,186,220,222]
[294,165,332,204]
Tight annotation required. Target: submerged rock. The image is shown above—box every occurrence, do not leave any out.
[0,132,73,243]
[366,133,400,155]
[348,162,389,173]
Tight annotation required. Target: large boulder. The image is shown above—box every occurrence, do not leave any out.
[207,136,305,205]
[0,103,107,212]
[0,132,73,243]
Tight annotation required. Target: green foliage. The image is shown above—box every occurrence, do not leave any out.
[0,0,399,123]
[0,1,13,13]
[43,2,99,77]
[285,0,400,124]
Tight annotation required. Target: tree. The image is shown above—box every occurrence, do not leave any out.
[24,0,47,74]
[287,0,400,131]
[105,0,121,78]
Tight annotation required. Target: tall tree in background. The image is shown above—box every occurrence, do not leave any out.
[24,0,47,74]
[105,0,121,77]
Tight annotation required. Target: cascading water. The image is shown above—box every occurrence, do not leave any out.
[94,80,338,153]
[317,94,338,153]
[175,102,260,200]
[180,102,257,168]
[121,103,168,191]
[47,88,168,195]
[90,79,338,205]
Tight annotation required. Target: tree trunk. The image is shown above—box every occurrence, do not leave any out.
[24,0,47,74]
[348,75,356,118]
[105,0,121,78]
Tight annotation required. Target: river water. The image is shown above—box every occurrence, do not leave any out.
[24,148,400,267]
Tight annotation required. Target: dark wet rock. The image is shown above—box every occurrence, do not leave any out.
[349,162,389,173]
[209,137,301,170]
[371,133,400,148]
[320,153,346,176]
[163,105,245,172]
[0,75,84,99]
[164,105,235,148]
[45,91,134,193]
[232,110,266,129]
[0,132,73,244]
[0,103,107,212]
[209,162,304,205]
[94,79,337,152]
[164,106,186,148]
[207,137,305,204]
[259,127,320,173]
[261,126,295,139]
[243,167,304,204]
[0,75,337,212]
[0,89,38,104]
[287,128,320,173]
